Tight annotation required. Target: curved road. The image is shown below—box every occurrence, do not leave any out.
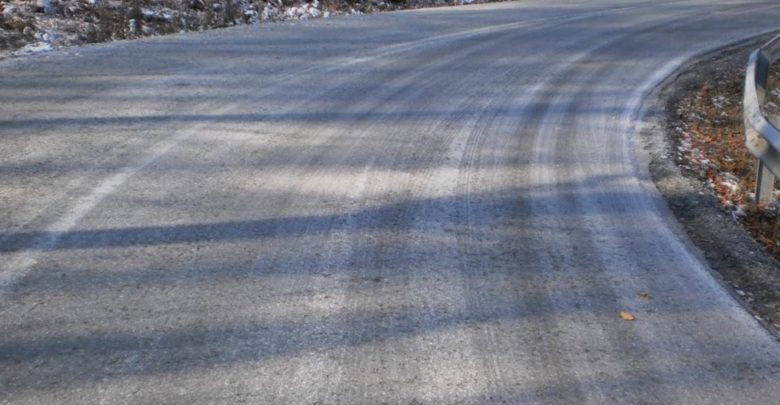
[2,0,780,403]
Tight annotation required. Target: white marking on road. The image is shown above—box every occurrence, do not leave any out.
[0,108,227,292]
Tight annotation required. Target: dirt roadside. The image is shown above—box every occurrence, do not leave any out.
[640,34,780,337]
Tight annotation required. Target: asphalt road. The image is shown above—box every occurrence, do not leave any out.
[2,0,780,403]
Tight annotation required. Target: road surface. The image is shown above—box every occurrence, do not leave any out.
[2,0,780,403]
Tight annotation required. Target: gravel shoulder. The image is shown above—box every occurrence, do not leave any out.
[640,34,780,337]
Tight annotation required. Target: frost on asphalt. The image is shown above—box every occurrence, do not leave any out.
[0,0,482,56]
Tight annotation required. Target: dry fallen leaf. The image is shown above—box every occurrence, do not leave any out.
[619,311,636,321]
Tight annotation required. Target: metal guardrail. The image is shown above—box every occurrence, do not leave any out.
[744,34,780,203]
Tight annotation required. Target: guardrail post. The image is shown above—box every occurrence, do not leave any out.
[756,159,776,203]
[745,37,780,204]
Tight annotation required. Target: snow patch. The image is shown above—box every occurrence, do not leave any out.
[13,42,53,56]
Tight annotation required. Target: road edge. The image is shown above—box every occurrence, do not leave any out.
[636,33,780,340]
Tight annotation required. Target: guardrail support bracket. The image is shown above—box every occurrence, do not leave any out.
[756,159,776,203]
